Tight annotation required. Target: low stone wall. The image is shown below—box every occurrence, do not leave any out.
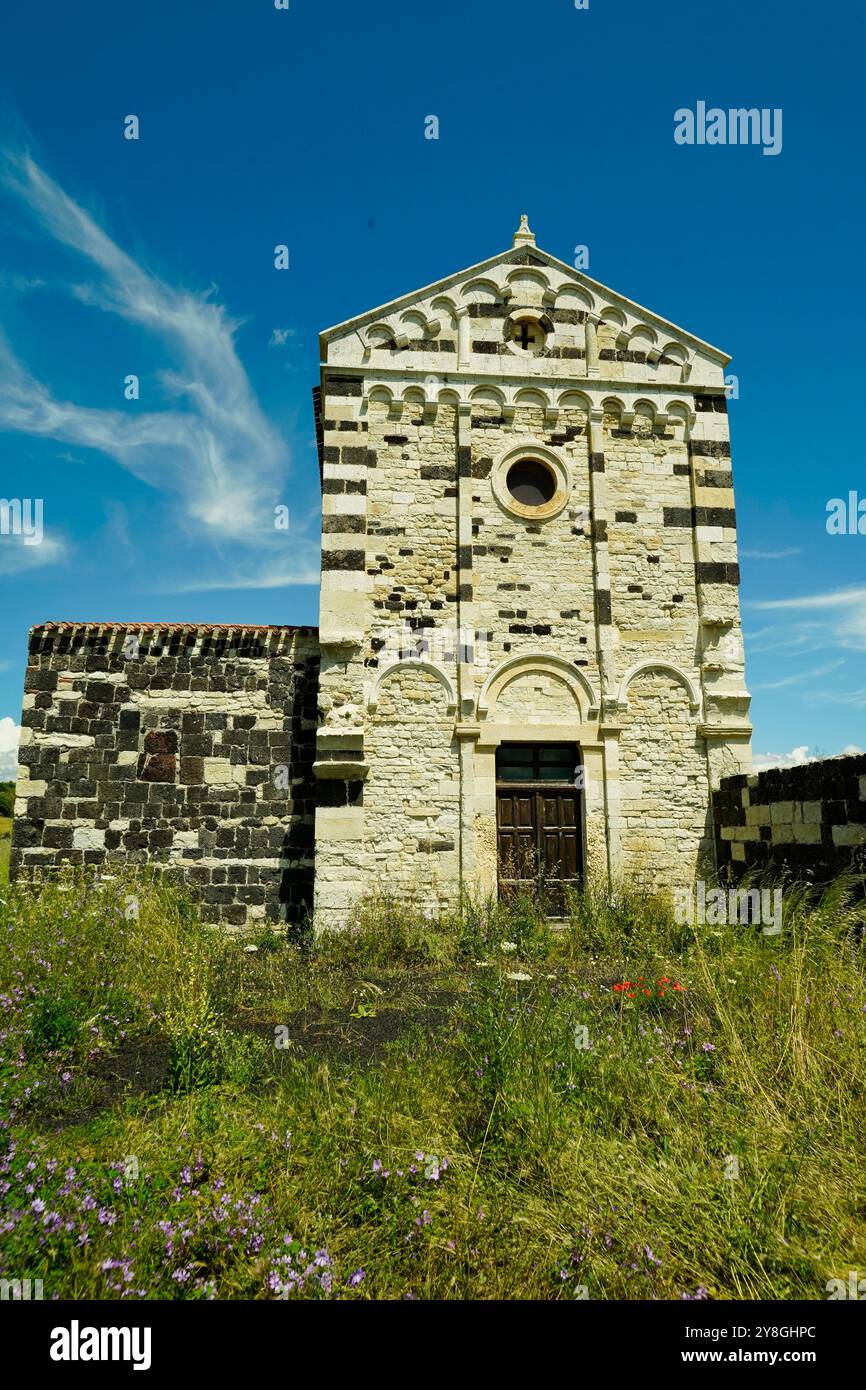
[11,622,320,930]
[713,753,866,884]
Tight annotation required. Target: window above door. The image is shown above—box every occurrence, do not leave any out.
[496,742,577,783]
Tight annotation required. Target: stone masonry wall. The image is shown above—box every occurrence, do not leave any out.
[11,622,320,931]
[714,753,866,884]
[618,671,714,885]
[364,666,459,913]
[312,230,753,927]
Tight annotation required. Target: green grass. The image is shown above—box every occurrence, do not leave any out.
[0,869,864,1300]
[0,816,11,884]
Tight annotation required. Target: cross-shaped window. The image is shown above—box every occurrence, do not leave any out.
[513,320,537,350]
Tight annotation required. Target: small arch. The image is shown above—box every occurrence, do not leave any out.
[366,321,397,348]
[664,399,694,433]
[469,384,506,409]
[400,309,431,335]
[461,277,501,304]
[505,266,550,292]
[513,387,551,409]
[478,652,600,721]
[367,384,394,408]
[367,659,457,715]
[557,388,592,413]
[628,322,657,344]
[431,294,458,325]
[555,283,594,312]
[617,661,701,716]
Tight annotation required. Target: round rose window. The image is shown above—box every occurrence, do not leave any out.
[505,458,557,507]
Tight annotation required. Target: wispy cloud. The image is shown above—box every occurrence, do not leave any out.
[0,151,315,585]
[752,659,844,691]
[750,584,866,652]
[0,530,68,574]
[0,715,20,780]
[171,553,321,592]
[269,328,298,348]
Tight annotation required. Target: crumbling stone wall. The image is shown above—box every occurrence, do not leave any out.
[714,753,866,884]
[11,622,319,930]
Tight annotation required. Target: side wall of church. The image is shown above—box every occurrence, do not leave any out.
[11,623,320,931]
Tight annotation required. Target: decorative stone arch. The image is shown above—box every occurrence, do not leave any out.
[367,659,457,715]
[431,294,459,326]
[504,266,550,300]
[627,322,657,348]
[598,306,627,348]
[556,388,592,413]
[659,342,693,383]
[400,308,435,337]
[616,660,702,717]
[460,277,501,304]
[365,320,400,349]
[660,340,688,365]
[554,283,594,313]
[664,399,696,440]
[469,383,507,411]
[631,397,660,433]
[478,652,600,721]
[513,387,551,410]
[600,394,626,429]
[366,383,395,410]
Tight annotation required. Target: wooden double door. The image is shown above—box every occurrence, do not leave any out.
[495,743,583,914]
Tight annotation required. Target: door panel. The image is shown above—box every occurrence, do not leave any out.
[495,744,584,913]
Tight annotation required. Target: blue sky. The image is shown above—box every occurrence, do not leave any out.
[1,0,865,777]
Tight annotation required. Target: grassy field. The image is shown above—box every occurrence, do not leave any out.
[0,870,864,1301]
[0,816,11,884]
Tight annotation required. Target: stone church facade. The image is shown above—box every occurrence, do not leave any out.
[11,219,752,931]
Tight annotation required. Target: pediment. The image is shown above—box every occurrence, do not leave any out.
[320,229,729,366]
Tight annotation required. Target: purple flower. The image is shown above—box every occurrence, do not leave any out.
[347,1268,365,1287]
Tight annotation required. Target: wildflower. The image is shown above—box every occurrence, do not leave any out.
[347,1269,365,1287]
[506,971,532,982]
[499,941,518,953]
[701,1042,716,1053]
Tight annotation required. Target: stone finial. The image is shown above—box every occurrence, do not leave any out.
[512,213,536,247]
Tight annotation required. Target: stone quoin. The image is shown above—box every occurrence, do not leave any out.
[11,218,753,931]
